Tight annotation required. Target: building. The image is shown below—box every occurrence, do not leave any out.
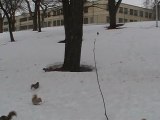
[3,0,153,32]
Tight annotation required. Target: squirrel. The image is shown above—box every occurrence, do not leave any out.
[31,82,39,90]
[32,94,42,105]
[0,111,17,120]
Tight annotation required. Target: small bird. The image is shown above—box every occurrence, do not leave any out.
[32,94,42,105]
[0,111,17,120]
[31,82,39,90]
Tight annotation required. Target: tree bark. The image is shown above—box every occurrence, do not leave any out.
[33,0,38,31]
[0,13,3,33]
[108,0,122,29]
[11,13,16,31]
[37,0,41,32]
[70,0,83,71]
[8,17,15,42]
[62,0,84,72]
[62,0,72,70]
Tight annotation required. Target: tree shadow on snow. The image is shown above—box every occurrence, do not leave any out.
[105,23,126,30]
[43,63,94,72]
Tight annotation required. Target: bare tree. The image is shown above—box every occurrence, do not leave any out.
[37,0,41,32]
[84,0,122,29]
[0,0,15,42]
[2,0,24,31]
[24,0,57,31]
[0,10,7,33]
[40,2,48,27]
[143,0,155,8]
[25,0,37,31]
[40,0,61,28]
[108,0,122,29]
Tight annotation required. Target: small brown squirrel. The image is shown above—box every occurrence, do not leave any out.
[0,111,17,120]
[31,82,39,90]
[32,94,42,105]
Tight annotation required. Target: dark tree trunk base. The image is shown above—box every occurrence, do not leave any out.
[42,64,94,72]
[107,23,124,29]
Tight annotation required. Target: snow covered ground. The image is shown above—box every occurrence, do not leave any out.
[0,21,160,120]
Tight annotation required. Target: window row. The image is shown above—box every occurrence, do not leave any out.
[118,18,137,23]
[119,7,152,18]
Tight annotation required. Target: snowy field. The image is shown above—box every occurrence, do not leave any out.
[0,21,160,120]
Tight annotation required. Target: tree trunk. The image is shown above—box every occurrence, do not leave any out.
[37,0,41,32]
[8,17,15,42]
[70,0,83,71]
[62,0,84,72]
[41,13,44,27]
[108,9,116,29]
[0,1,15,42]
[33,0,38,31]
[11,13,16,31]
[62,0,72,70]
[0,13,3,33]
[108,0,122,29]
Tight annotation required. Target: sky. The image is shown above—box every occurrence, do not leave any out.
[122,0,143,6]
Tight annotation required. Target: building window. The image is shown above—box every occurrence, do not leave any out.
[3,28,8,32]
[20,26,27,30]
[53,11,56,16]
[119,18,123,23]
[28,25,33,29]
[90,17,94,23]
[20,17,27,22]
[57,20,61,26]
[28,17,32,20]
[57,10,61,15]
[44,22,47,27]
[60,10,63,14]
[53,21,56,26]
[124,19,128,22]
[149,13,152,18]
[48,21,51,27]
[134,10,138,16]
[4,21,8,25]
[130,20,133,22]
[130,9,133,15]
[145,12,148,18]
[124,8,128,14]
[84,18,88,24]
[84,7,88,13]
[61,19,64,25]
[139,11,143,17]
[48,12,51,17]
[119,7,123,13]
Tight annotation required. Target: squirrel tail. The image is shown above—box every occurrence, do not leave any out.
[7,111,17,120]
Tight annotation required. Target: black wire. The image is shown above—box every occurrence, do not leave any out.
[93,38,109,120]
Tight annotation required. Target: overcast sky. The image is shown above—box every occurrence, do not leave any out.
[122,0,143,6]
